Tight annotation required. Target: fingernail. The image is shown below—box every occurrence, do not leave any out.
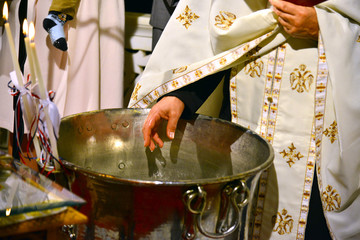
[169,132,175,139]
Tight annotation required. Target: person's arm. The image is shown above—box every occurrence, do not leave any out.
[143,70,226,151]
[269,0,319,40]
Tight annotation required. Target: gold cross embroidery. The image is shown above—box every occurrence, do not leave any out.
[279,143,304,167]
[131,83,141,101]
[323,121,338,143]
[176,5,199,29]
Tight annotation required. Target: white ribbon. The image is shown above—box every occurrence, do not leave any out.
[39,98,61,139]
[9,71,36,132]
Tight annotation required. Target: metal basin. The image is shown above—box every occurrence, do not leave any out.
[57,108,274,240]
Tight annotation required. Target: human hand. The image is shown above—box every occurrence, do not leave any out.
[269,0,319,40]
[142,96,185,151]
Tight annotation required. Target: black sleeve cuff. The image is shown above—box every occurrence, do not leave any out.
[162,70,227,119]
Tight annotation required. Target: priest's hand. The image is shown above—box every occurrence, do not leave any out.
[142,96,185,151]
[269,0,319,40]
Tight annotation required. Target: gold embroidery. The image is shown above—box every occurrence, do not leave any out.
[273,209,294,235]
[171,80,179,88]
[176,5,199,29]
[154,90,160,98]
[214,11,236,30]
[131,83,141,101]
[219,58,227,65]
[245,59,264,78]
[323,121,338,143]
[357,35,360,42]
[230,82,236,91]
[231,110,238,118]
[162,84,168,93]
[143,98,149,105]
[279,143,304,167]
[290,64,314,93]
[243,44,250,52]
[315,112,324,121]
[317,82,326,93]
[195,70,203,78]
[173,66,188,74]
[322,185,341,211]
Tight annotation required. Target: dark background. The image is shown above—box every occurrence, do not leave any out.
[124,0,153,13]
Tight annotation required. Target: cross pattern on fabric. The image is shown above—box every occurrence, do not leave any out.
[279,143,304,167]
[176,5,199,29]
[323,120,338,143]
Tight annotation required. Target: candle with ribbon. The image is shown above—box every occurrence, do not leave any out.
[21,19,43,162]
[29,21,61,171]
[3,2,41,161]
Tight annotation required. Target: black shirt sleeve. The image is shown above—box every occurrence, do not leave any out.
[164,70,228,118]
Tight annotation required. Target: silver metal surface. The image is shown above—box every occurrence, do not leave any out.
[57,108,274,240]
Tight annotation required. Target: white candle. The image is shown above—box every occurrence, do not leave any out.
[29,22,48,100]
[22,19,36,85]
[2,2,23,87]
[21,19,42,161]
[29,22,60,169]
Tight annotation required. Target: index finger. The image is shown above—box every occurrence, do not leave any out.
[142,115,159,147]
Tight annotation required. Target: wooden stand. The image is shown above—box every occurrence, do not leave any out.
[0,207,88,240]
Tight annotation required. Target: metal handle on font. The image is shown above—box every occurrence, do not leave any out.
[183,181,250,239]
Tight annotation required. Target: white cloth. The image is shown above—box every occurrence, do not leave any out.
[316,1,360,239]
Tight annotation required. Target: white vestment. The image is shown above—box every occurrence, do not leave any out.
[0,0,125,132]
[129,0,360,239]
